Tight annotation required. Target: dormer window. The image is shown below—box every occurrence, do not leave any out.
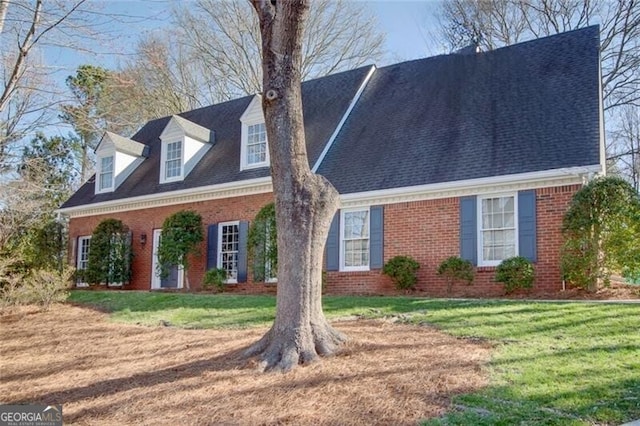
[94,132,149,195]
[159,116,214,184]
[98,155,114,192]
[164,141,183,181]
[240,94,270,171]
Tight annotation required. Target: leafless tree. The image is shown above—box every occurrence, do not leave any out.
[438,0,639,111]
[609,106,640,191]
[136,0,385,105]
[244,0,345,372]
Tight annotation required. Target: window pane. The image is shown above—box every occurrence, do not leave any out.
[247,123,267,165]
[165,142,182,178]
[219,224,239,280]
[480,196,516,263]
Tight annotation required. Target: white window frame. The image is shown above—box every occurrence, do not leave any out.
[340,207,371,272]
[477,193,519,267]
[240,121,269,170]
[160,140,184,183]
[76,236,91,287]
[96,155,114,193]
[217,221,240,284]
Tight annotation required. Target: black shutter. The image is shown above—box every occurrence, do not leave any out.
[460,196,477,266]
[237,221,249,283]
[369,206,384,269]
[325,212,340,271]
[518,190,537,262]
[206,224,218,270]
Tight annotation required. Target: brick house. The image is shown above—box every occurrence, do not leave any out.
[58,26,604,296]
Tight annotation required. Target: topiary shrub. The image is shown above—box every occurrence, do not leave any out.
[248,203,278,282]
[495,256,535,294]
[203,268,228,292]
[383,255,420,291]
[437,256,474,294]
[86,218,132,287]
[158,210,203,291]
[561,176,640,292]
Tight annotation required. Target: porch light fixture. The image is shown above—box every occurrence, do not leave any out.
[140,232,147,245]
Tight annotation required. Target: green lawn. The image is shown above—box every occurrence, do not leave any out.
[69,291,640,425]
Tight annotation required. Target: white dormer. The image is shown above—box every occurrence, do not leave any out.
[240,95,269,170]
[95,132,149,195]
[159,115,214,184]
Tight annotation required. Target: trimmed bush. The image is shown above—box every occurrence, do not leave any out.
[437,256,474,294]
[561,176,640,292]
[203,268,228,292]
[495,256,535,294]
[383,255,420,291]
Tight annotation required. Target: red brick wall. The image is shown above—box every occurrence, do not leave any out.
[68,184,579,296]
[325,184,580,296]
[69,192,275,291]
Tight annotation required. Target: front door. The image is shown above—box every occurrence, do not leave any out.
[151,229,183,289]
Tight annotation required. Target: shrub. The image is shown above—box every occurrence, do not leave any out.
[158,210,204,291]
[437,256,474,294]
[561,176,640,292]
[19,267,74,310]
[1,259,73,311]
[383,255,420,291]
[203,268,228,292]
[495,256,535,294]
[248,203,277,282]
[86,218,132,286]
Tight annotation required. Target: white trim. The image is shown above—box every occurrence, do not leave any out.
[76,235,91,287]
[339,165,602,209]
[340,207,371,272]
[151,229,184,290]
[597,48,607,176]
[57,177,273,218]
[240,121,270,170]
[312,65,376,173]
[96,155,115,194]
[58,165,601,219]
[217,221,240,284]
[476,193,518,267]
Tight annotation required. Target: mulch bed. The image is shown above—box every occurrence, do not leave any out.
[0,304,491,425]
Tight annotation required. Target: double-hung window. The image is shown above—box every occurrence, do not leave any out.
[98,156,114,192]
[247,123,267,166]
[341,209,370,271]
[478,194,517,266]
[164,141,182,180]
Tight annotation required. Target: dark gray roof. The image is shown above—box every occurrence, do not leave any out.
[61,65,373,209]
[318,25,601,193]
[62,26,601,210]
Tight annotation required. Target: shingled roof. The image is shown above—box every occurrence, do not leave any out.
[61,26,601,210]
[317,25,601,193]
[61,64,373,208]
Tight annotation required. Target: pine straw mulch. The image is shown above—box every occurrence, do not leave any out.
[0,304,491,426]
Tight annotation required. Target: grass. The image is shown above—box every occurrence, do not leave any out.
[68,290,640,425]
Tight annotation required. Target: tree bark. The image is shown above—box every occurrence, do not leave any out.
[245,0,346,372]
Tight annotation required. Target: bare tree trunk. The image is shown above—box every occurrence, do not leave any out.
[245,0,346,372]
[0,0,9,35]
